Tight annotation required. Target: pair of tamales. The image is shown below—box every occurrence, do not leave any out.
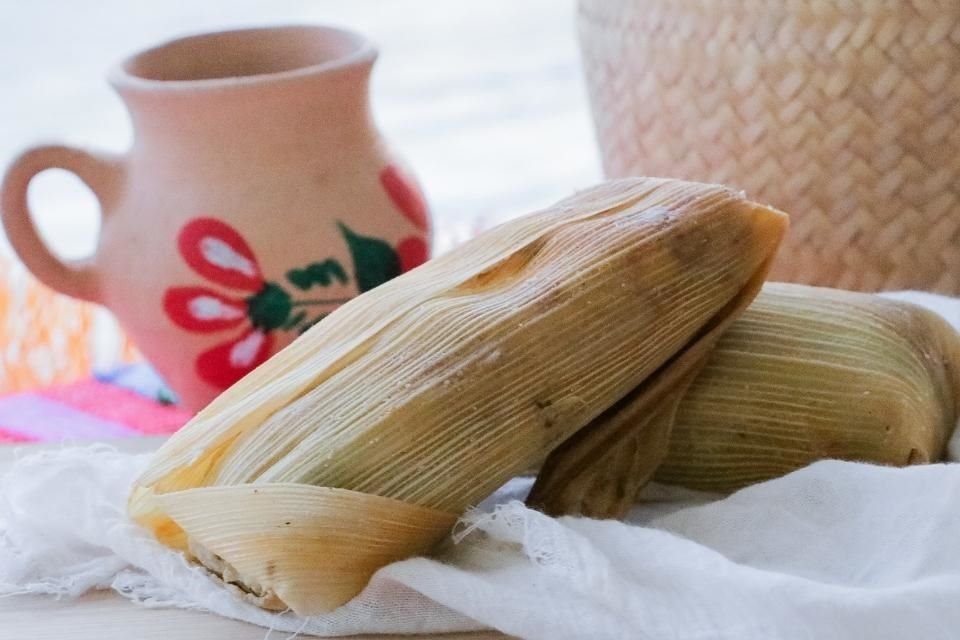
[129,179,960,614]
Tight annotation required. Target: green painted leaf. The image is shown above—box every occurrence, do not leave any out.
[283,310,308,330]
[245,282,292,331]
[337,222,401,293]
[306,263,331,286]
[286,259,350,290]
[286,268,310,290]
[327,259,348,284]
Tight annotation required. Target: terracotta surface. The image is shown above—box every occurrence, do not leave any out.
[1,26,430,410]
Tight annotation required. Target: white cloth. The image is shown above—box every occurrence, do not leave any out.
[3,290,960,639]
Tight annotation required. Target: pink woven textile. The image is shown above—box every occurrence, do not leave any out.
[0,380,190,443]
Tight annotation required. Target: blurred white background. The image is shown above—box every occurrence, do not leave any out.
[0,0,601,260]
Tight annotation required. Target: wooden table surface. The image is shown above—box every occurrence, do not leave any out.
[0,439,505,639]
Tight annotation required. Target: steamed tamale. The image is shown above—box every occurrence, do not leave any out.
[530,284,960,517]
[657,284,960,492]
[129,178,787,614]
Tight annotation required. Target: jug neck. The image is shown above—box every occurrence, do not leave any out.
[109,26,379,154]
[114,60,376,152]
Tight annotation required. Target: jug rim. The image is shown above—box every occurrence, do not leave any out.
[109,24,377,93]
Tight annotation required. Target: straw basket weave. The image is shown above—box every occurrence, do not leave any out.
[578,0,960,292]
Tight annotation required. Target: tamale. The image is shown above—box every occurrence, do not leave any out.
[658,283,960,492]
[129,178,787,614]
[530,283,960,517]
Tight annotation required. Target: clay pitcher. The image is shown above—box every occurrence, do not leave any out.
[1,25,431,411]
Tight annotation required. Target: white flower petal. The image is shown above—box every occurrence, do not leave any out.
[188,296,245,321]
[200,237,257,278]
[229,331,266,368]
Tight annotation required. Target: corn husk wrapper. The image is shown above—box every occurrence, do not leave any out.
[129,178,787,614]
[530,283,960,516]
[657,283,960,492]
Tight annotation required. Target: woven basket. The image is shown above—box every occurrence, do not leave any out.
[578,0,960,293]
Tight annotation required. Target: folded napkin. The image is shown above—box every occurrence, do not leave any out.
[2,291,960,639]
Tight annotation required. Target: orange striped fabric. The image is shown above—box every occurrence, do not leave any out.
[0,252,137,392]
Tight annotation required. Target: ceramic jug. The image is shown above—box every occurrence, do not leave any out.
[1,25,431,411]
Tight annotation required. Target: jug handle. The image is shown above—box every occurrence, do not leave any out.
[1,145,124,303]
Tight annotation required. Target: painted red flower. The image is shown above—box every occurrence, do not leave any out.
[164,205,430,392]
[380,164,429,233]
[163,218,276,389]
[381,164,430,273]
